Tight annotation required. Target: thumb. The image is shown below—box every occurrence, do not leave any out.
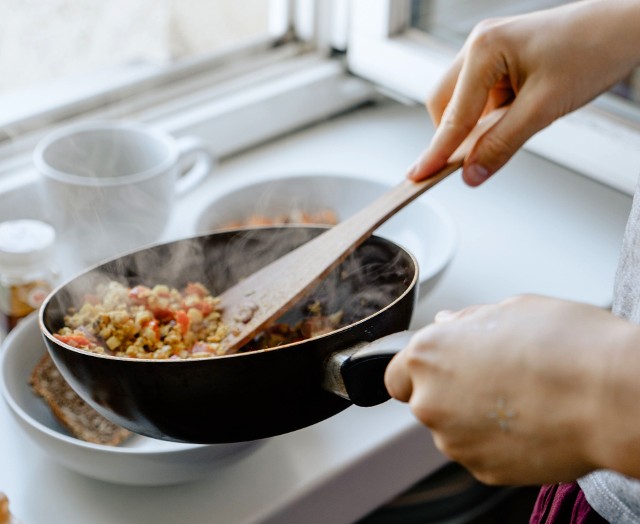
[462,92,555,186]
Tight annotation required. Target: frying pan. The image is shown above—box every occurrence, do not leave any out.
[39,226,418,443]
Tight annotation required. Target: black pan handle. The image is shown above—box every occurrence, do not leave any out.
[323,330,415,407]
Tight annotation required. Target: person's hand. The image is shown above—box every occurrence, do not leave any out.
[384,294,640,485]
[409,0,640,186]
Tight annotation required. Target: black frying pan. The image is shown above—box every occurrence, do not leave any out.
[39,226,417,443]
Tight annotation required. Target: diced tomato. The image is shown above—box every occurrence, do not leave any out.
[128,285,151,305]
[54,333,93,348]
[151,307,174,322]
[175,310,190,336]
[184,282,208,298]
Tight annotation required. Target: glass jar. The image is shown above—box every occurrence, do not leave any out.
[0,219,58,339]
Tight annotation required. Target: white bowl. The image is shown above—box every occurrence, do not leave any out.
[0,314,265,486]
[195,174,457,296]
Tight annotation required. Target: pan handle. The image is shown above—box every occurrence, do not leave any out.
[323,330,415,407]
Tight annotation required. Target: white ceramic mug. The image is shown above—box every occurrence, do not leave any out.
[34,121,214,267]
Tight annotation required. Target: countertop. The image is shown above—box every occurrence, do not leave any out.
[0,99,633,524]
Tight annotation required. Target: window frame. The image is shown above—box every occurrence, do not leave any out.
[0,0,298,137]
[347,0,640,195]
[0,0,380,195]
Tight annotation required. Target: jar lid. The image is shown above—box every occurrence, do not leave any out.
[0,219,56,269]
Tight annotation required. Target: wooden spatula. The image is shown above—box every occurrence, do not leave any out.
[217,109,504,354]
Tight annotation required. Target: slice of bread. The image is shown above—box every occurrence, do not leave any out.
[30,353,132,446]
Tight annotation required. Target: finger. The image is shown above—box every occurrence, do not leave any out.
[434,304,487,323]
[409,45,506,181]
[425,50,465,126]
[484,84,515,116]
[462,82,557,186]
[409,100,487,182]
[434,309,455,322]
[384,350,414,402]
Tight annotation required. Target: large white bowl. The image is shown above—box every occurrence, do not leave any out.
[195,174,457,296]
[0,314,265,486]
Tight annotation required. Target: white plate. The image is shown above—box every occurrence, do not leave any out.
[195,174,457,295]
[0,314,265,486]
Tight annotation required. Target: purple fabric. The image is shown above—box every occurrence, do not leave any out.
[530,483,609,523]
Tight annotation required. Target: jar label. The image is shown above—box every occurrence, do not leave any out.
[25,285,49,309]
[0,280,53,330]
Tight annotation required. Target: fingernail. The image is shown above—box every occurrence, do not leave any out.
[465,164,491,185]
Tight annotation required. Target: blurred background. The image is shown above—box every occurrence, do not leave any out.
[0,0,269,95]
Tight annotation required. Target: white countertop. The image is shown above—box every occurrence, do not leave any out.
[0,99,633,524]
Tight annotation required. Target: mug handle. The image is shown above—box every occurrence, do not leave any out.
[175,135,217,194]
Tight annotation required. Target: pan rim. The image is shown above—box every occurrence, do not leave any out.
[39,227,419,363]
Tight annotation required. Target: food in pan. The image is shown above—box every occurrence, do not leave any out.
[54,281,228,359]
[53,280,346,359]
[244,300,344,351]
[30,353,132,446]
[221,208,339,228]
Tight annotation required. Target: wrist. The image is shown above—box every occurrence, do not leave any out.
[589,0,640,70]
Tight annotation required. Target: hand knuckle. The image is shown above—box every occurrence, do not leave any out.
[502,293,536,306]
[468,18,507,54]
[411,399,443,429]
[440,104,474,135]
[472,469,504,485]
[431,432,455,457]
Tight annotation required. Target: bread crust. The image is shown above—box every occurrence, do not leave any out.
[30,353,132,446]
